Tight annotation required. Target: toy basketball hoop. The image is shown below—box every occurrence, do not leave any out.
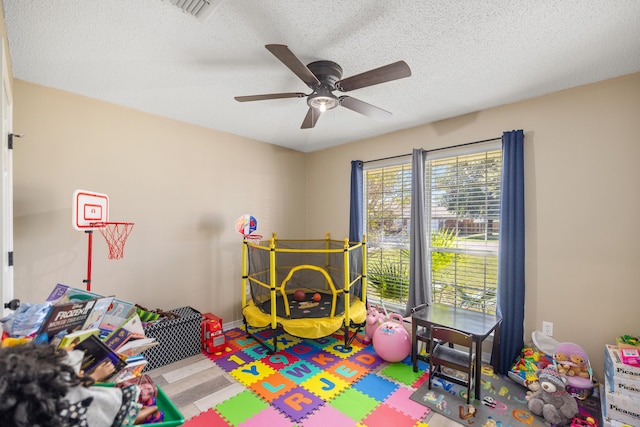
[236,214,261,248]
[92,221,134,260]
[244,233,263,245]
[73,189,135,291]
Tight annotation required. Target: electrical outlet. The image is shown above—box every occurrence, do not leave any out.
[542,321,554,336]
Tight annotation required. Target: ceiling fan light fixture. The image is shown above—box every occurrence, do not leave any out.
[307,88,339,112]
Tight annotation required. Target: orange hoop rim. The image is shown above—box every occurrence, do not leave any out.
[244,233,263,241]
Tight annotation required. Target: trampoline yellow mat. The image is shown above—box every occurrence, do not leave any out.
[242,298,366,339]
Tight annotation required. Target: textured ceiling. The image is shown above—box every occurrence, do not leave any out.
[3,0,640,152]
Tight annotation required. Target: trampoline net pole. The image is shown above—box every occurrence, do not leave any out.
[269,238,277,330]
[343,238,350,326]
[242,238,248,307]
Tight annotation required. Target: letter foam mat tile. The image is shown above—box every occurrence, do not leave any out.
[352,372,399,401]
[379,359,429,387]
[214,389,269,426]
[249,372,297,401]
[325,358,370,384]
[361,403,419,427]
[229,360,274,386]
[238,406,295,427]
[300,403,364,427]
[328,388,381,421]
[300,371,349,401]
[271,386,324,422]
[181,408,231,427]
[203,327,432,426]
[383,386,431,419]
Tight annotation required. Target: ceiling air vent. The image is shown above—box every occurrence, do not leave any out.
[167,0,222,21]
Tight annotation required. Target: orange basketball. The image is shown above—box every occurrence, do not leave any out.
[313,293,321,302]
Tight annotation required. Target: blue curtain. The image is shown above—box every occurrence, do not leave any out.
[349,160,364,298]
[496,130,525,374]
[405,148,430,315]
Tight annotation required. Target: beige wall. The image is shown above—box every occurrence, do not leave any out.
[10,65,640,380]
[306,73,640,380]
[12,80,307,323]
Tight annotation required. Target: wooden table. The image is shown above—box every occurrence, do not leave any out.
[410,303,502,400]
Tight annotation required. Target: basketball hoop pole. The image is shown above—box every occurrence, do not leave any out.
[84,229,94,291]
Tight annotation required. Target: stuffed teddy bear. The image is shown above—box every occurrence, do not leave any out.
[567,354,590,378]
[553,352,571,375]
[527,367,578,426]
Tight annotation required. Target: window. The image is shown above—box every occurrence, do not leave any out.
[365,145,502,314]
[365,162,411,305]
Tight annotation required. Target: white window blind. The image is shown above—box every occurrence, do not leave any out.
[364,145,502,314]
[427,149,502,314]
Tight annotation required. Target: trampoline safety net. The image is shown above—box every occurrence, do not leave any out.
[246,237,363,319]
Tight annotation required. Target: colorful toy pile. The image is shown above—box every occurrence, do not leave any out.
[508,347,553,391]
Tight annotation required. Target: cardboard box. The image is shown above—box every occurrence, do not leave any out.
[601,414,632,427]
[605,369,640,402]
[601,384,640,426]
[605,344,640,381]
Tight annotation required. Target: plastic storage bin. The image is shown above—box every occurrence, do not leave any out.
[97,383,184,427]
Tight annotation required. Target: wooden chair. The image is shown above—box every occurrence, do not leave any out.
[410,303,432,371]
[428,326,476,403]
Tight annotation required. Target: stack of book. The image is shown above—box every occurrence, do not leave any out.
[36,283,159,383]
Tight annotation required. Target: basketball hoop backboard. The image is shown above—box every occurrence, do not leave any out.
[73,189,109,231]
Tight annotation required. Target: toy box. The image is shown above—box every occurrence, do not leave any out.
[201,312,225,353]
[621,347,640,367]
[142,306,202,371]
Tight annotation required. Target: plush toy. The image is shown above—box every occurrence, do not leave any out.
[524,372,541,397]
[553,352,571,375]
[363,304,384,344]
[527,367,578,426]
[567,354,590,378]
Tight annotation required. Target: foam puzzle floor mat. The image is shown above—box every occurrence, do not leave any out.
[183,326,432,427]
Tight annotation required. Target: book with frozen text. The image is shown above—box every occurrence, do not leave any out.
[35,298,98,343]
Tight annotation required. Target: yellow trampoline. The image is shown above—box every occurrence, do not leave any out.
[241,233,367,353]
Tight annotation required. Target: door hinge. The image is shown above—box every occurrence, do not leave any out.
[8,251,13,266]
[8,133,23,149]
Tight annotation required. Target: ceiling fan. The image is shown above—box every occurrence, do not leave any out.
[234,44,412,129]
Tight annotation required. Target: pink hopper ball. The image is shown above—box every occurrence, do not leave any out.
[372,313,411,362]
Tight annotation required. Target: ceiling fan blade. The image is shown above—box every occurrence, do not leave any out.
[336,60,411,92]
[234,92,306,102]
[340,96,392,120]
[265,44,321,89]
[301,107,321,129]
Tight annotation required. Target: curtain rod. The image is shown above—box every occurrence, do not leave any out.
[362,136,502,164]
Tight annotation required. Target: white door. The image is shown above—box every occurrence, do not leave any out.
[1,40,14,318]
